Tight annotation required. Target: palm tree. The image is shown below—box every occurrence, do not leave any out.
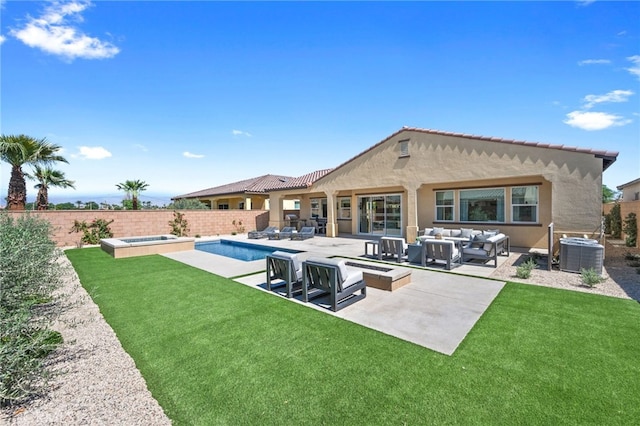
[29,165,76,210]
[0,134,68,210]
[116,179,149,210]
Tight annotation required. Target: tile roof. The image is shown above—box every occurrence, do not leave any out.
[266,169,334,191]
[173,174,294,199]
[617,177,640,190]
[318,126,619,183]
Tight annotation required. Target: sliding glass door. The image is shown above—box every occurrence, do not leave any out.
[358,194,402,236]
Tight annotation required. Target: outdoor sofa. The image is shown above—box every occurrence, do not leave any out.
[265,251,303,298]
[302,257,367,312]
[461,233,510,267]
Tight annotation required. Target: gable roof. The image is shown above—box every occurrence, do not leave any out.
[617,177,640,190]
[315,126,619,184]
[173,174,294,199]
[266,169,334,191]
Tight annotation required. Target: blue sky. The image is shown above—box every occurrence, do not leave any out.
[1,0,639,207]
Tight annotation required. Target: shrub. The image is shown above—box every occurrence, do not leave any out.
[69,218,114,245]
[516,258,537,279]
[167,199,209,210]
[606,203,622,239]
[231,219,245,235]
[580,268,605,287]
[622,212,637,247]
[0,213,67,407]
[169,211,189,236]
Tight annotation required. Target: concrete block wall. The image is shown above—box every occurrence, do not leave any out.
[3,210,270,247]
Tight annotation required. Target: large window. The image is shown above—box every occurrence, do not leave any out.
[338,197,351,219]
[512,186,538,222]
[459,188,505,222]
[435,191,454,221]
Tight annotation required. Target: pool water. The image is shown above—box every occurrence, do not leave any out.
[195,240,301,262]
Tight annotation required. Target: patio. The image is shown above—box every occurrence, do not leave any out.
[163,235,507,355]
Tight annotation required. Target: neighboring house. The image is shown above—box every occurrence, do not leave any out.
[617,177,640,202]
[266,127,617,249]
[173,174,300,210]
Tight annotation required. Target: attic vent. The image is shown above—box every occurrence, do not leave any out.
[399,139,410,158]
[279,178,288,182]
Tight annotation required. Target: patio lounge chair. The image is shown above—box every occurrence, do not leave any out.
[379,237,408,263]
[461,233,510,268]
[248,226,278,239]
[291,226,315,240]
[302,257,366,312]
[266,251,303,298]
[267,226,296,240]
[421,240,461,270]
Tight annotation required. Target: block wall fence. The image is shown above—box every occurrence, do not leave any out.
[4,210,270,247]
[603,200,640,248]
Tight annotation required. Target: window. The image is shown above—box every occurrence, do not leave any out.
[311,198,324,218]
[435,191,454,221]
[399,139,409,157]
[238,202,245,210]
[217,203,229,210]
[459,188,505,222]
[338,197,351,219]
[512,186,538,222]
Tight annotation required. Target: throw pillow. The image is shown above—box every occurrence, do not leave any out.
[460,228,473,238]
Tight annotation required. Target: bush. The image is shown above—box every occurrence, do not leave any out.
[606,203,622,239]
[69,218,114,245]
[169,211,189,236]
[167,198,209,210]
[622,212,637,247]
[516,258,537,279]
[0,213,67,407]
[580,268,605,287]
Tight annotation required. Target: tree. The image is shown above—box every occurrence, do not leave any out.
[0,134,68,210]
[602,185,619,204]
[116,179,149,210]
[168,198,209,210]
[29,165,75,210]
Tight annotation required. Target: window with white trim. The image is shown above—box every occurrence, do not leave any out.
[511,186,538,223]
[459,188,505,222]
[435,191,454,221]
[338,197,351,219]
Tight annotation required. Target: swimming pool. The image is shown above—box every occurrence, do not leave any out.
[196,240,302,262]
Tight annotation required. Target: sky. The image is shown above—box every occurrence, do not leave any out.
[1,0,639,207]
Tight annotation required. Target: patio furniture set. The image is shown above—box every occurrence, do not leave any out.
[366,227,510,270]
[266,251,366,312]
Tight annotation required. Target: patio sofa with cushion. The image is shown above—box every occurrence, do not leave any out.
[379,237,408,263]
[248,226,278,239]
[302,257,366,312]
[266,251,303,298]
[461,233,510,268]
[420,239,461,270]
[418,227,482,243]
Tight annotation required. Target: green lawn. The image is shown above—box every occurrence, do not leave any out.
[66,248,640,425]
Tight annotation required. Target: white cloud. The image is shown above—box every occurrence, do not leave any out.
[9,0,119,61]
[0,35,5,45]
[577,59,611,66]
[582,89,634,109]
[133,144,148,152]
[74,146,112,159]
[232,129,252,137]
[183,151,204,158]
[576,0,596,6]
[626,55,640,80]
[564,111,632,131]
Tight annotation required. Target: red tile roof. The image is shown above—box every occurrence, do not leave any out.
[173,174,294,199]
[267,169,334,191]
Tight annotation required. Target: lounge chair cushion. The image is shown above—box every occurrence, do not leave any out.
[271,251,302,280]
[305,257,364,290]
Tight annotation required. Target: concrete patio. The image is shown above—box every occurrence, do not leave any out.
[163,235,507,355]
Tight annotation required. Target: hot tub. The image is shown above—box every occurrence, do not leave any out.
[100,235,195,258]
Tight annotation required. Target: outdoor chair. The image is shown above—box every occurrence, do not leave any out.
[291,226,315,240]
[379,237,408,263]
[266,251,303,298]
[248,226,278,239]
[267,226,296,240]
[302,257,366,312]
[421,240,461,270]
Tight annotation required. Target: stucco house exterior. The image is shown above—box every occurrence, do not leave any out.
[266,127,617,249]
[617,177,640,202]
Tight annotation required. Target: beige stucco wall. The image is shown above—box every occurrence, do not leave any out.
[620,180,640,202]
[272,130,606,249]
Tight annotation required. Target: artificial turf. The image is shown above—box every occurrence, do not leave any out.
[66,248,640,425]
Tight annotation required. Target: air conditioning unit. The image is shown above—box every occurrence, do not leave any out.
[559,238,604,274]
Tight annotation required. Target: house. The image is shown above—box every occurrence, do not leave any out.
[173,174,300,210]
[617,178,640,202]
[265,127,617,249]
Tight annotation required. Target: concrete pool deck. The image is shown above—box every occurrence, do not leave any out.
[163,235,506,355]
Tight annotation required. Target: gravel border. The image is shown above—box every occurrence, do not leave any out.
[1,254,171,425]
